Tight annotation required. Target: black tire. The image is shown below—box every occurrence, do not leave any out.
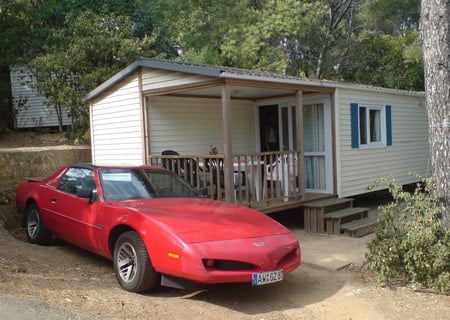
[25,202,52,245]
[113,231,158,293]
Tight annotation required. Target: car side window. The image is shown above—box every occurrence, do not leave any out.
[57,167,95,195]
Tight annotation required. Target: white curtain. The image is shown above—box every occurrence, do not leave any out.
[370,109,381,142]
[304,104,326,190]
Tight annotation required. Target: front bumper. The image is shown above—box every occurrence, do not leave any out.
[156,233,301,285]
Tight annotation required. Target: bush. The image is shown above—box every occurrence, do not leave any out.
[364,176,450,293]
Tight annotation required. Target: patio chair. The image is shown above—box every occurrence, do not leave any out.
[263,154,298,201]
[207,158,247,201]
[161,150,180,173]
[161,150,212,193]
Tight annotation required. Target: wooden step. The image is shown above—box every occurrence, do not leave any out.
[303,197,354,210]
[341,218,385,238]
[324,207,369,235]
[303,197,354,233]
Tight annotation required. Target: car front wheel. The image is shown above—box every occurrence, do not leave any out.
[113,231,158,292]
[25,202,52,245]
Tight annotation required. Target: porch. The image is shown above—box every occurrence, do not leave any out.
[148,150,333,214]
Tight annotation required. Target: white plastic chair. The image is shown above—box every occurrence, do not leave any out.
[264,154,298,201]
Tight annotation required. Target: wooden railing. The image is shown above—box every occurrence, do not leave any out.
[147,151,303,207]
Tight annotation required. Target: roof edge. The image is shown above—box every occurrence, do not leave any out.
[84,60,141,101]
[84,58,223,101]
[221,72,425,97]
[85,58,425,102]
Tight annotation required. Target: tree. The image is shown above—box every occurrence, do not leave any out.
[30,10,160,135]
[361,0,420,33]
[220,0,358,78]
[160,0,246,66]
[420,0,450,227]
[0,0,32,130]
[26,1,177,139]
[343,0,424,89]
[342,31,424,90]
[163,0,423,88]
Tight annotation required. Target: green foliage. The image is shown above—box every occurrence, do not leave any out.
[0,0,427,132]
[220,0,350,78]
[360,0,420,34]
[161,0,245,66]
[342,31,424,90]
[165,0,423,87]
[365,176,450,293]
[30,8,172,138]
[2,0,177,137]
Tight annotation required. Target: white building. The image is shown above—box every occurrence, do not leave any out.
[10,65,71,129]
[85,58,429,221]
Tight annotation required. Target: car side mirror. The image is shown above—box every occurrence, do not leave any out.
[77,186,97,203]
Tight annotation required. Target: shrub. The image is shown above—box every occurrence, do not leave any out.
[364,175,450,293]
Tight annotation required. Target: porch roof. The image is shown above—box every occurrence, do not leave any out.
[85,57,423,102]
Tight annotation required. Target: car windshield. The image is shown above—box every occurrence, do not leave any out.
[99,168,200,201]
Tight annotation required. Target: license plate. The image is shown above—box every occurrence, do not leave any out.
[251,270,283,286]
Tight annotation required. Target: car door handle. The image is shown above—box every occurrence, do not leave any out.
[51,198,57,203]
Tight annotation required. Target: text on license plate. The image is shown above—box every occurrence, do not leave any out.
[251,270,283,286]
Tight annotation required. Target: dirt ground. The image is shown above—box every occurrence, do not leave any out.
[0,131,449,319]
[0,130,78,149]
[0,204,449,320]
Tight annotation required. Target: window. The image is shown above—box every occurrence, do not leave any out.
[351,103,392,148]
[99,168,199,201]
[58,167,95,195]
[359,107,381,144]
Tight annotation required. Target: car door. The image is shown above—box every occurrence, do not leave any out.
[45,167,99,251]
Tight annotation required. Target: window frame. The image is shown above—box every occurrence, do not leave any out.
[351,103,392,149]
[359,105,385,148]
[57,167,95,195]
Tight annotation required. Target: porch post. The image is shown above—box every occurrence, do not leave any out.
[139,69,150,165]
[221,84,234,203]
[295,90,305,198]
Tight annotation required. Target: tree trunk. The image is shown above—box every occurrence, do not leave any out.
[420,0,450,227]
[54,105,63,132]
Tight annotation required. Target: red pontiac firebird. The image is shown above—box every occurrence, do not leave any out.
[16,164,301,292]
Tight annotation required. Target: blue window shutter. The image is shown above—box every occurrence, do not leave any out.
[386,105,392,146]
[350,103,359,148]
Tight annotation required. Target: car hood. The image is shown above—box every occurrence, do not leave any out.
[112,198,292,243]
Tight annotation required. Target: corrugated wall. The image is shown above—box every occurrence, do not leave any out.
[336,88,429,197]
[90,74,144,165]
[147,96,256,155]
[10,66,71,128]
[141,69,212,92]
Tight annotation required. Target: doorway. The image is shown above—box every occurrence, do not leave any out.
[303,101,331,192]
[257,96,332,193]
[259,105,279,152]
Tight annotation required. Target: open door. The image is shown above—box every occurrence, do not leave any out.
[259,105,279,152]
[258,96,333,194]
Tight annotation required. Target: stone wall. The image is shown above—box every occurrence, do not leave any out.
[0,146,91,228]
[0,146,91,192]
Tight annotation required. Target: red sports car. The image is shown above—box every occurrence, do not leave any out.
[16,164,301,292]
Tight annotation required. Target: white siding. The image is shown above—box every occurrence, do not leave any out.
[147,96,255,155]
[336,88,429,197]
[141,69,212,92]
[10,66,71,128]
[90,74,144,165]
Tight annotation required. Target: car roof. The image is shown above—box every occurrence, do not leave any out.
[70,163,166,171]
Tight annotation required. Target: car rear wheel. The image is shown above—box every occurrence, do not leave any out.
[25,202,52,245]
[113,231,158,292]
